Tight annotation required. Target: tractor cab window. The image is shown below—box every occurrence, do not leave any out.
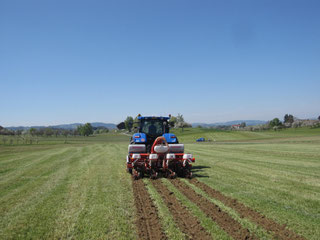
[140,120,167,136]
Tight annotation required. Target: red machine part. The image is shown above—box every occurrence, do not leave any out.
[127,136,195,179]
[151,136,168,154]
[127,153,195,168]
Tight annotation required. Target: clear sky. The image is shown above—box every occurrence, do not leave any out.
[1,0,319,126]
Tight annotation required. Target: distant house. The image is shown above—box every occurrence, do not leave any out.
[231,124,241,130]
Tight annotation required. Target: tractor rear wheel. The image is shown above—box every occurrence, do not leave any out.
[127,168,133,174]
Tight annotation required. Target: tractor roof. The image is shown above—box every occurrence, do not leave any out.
[137,116,170,120]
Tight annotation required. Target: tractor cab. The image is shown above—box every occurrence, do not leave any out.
[139,117,169,138]
[131,116,178,152]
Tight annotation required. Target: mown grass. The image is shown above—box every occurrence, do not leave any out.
[162,178,232,240]
[180,179,273,240]
[0,132,130,146]
[172,126,320,143]
[185,135,320,239]
[0,135,135,239]
[144,179,186,240]
[1,130,319,239]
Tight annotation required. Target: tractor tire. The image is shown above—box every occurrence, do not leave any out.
[150,172,158,180]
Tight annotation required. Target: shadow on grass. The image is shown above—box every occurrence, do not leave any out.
[192,165,210,178]
[192,165,210,170]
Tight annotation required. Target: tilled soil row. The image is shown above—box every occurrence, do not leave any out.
[152,179,212,240]
[190,179,305,240]
[170,179,257,240]
[132,179,167,240]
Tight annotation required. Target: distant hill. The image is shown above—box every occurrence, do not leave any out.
[91,122,117,129]
[6,122,117,131]
[192,120,267,128]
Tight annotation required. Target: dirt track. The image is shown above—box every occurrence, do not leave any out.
[170,179,257,240]
[152,179,212,240]
[132,179,167,240]
[190,179,305,240]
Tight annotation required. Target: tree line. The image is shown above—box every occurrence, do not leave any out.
[0,123,109,137]
[268,114,320,129]
[242,114,320,131]
[117,114,192,132]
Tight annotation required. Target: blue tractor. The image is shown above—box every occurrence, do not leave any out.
[127,115,195,179]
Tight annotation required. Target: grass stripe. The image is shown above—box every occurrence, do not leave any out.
[181,179,274,240]
[144,179,186,240]
[162,178,231,240]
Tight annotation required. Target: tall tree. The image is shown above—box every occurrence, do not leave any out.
[175,114,184,127]
[29,128,36,136]
[176,114,185,131]
[117,122,125,130]
[132,116,140,132]
[124,116,134,132]
[83,123,93,136]
[168,116,177,128]
[77,123,93,136]
[15,129,22,136]
[284,114,294,123]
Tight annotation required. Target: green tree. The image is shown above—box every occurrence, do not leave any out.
[240,122,246,128]
[124,116,134,132]
[44,128,53,137]
[169,116,177,128]
[269,118,282,127]
[77,125,84,136]
[117,122,125,130]
[284,114,294,124]
[132,116,140,132]
[176,114,185,131]
[176,114,184,126]
[84,123,93,136]
[77,123,93,136]
[62,130,69,138]
[54,129,59,137]
[29,128,36,136]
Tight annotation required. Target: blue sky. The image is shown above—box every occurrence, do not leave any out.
[1,0,319,126]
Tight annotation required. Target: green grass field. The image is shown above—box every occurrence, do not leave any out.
[1,128,319,239]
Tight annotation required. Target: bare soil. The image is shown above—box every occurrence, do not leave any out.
[132,177,305,240]
[152,179,212,240]
[170,179,257,240]
[191,179,305,240]
[132,179,167,240]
